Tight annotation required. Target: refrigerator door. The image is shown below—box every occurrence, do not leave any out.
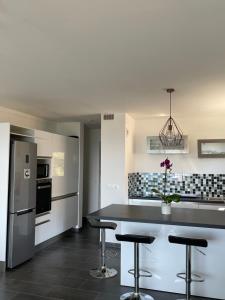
[9,140,37,213]
[7,209,35,268]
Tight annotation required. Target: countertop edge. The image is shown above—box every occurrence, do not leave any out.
[88,214,225,230]
[88,204,225,230]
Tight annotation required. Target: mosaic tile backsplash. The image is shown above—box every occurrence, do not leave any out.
[128,173,225,199]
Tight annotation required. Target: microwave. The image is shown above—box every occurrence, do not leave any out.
[37,163,50,179]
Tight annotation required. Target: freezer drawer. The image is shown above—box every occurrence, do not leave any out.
[7,209,35,268]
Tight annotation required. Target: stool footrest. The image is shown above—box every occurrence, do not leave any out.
[128,268,152,278]
[89,267,117,279]
[120,292,154,300]
[177,272,205,282]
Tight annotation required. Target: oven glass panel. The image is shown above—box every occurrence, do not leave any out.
[36,181,52,214]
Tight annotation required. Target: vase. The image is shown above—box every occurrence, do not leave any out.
[161,202,171,215]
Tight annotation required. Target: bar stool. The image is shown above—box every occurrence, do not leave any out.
[116,234,155,300]
[88,217,118,279]
[168,235,208,300]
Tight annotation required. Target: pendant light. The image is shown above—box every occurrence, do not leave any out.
[159,88,183,147]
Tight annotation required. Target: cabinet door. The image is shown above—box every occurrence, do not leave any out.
[173,202,198,209]
[50,196,77,235]
[64,137,78,194]
[35,215,51,245]
[35,130,53,157]
[198,204,225,211]
[35,196,78,246]
[51,134,78,197]
[129,199,161,207]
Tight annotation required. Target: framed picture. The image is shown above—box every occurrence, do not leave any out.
[198,139,225,158]
[146,135,189,154]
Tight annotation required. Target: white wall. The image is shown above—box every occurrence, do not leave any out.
[125,114,135,199]
[101,113,135,242]
[83,127,101,216]
[56,122,84,228]
[0,123,10,265]
[0,106,56,131]
[101,114,127,208]
[133,115,225,174]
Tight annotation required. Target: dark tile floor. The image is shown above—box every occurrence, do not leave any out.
[0,224,217,300]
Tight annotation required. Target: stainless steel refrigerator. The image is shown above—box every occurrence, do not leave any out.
[7,140,37,268]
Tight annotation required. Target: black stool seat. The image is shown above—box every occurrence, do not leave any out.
[116,233,155,300]
[87,217,117,279]
[169,235,208,248]
[116,234,155,244]
[88,218,117,230]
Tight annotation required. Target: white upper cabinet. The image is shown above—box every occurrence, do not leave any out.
[35,130,53,157]
[34,130,79,197]
[51,133,79,198]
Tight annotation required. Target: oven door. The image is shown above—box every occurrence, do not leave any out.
[36,180,52,215]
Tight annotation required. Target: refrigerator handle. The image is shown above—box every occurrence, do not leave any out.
[16,208,34,216]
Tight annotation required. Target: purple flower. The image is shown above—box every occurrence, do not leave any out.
[165,158,170,166]
[160,158,172,170]
[166,163,172,170]
[160,161,165,167]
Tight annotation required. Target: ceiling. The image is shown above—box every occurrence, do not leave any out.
[0,0,225,122]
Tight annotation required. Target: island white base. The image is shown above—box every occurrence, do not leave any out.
[120,221,225,300]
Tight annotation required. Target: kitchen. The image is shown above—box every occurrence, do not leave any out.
[0,1,225,300]
[98,112,225,300]
[0,123,83,270]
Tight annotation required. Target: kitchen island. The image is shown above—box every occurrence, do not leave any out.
[89,204,225,299]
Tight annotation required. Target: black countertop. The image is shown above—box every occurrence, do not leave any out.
[89,204,225,229]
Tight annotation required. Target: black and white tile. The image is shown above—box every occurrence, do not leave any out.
[128,173,225,198]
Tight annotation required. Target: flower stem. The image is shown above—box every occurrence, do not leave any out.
[163,169,167,197]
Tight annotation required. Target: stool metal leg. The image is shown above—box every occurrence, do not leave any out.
[177,245,192,300]
[101,227,106,271]
[89,228,117,279]
[134,242,139,296]
[186,245,191,300]
[120,243,154,300]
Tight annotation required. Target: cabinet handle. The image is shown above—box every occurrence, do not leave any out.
[35,220,50,227]
[37,185,51,190]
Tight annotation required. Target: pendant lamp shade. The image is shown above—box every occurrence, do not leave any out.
[159,89,183,147]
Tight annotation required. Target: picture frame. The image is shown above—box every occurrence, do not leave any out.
[198,139,225,158]
[146,135,189,154]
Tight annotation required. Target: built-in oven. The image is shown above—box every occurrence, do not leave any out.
[37,163,50,179]
[36,179,52,215]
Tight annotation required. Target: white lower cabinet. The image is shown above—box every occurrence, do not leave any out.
[50,196,77,237]
[129,199,225,210]
[129,199,161,207]
[35,196,78,246]
[198,203,225,211]
[129,199,198,209]
[35,215,52,245]
[173,201,199,209]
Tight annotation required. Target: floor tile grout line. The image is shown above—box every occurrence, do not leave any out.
[0,287,59,300]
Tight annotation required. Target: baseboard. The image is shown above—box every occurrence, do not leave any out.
[0,261,6,273]
[35,228,75,252]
